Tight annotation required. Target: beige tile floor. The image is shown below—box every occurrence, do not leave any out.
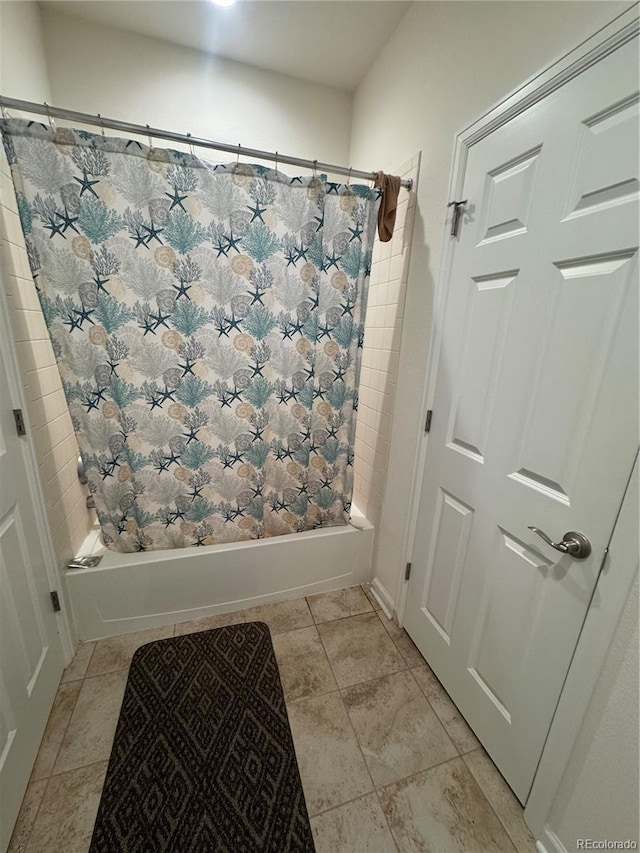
[9,585,536,853]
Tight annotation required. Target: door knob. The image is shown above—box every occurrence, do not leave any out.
[528,527,592,559]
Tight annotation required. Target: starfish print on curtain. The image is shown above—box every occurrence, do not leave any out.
[1,119,379,553]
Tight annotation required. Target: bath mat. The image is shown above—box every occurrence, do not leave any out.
[89,622,315,852]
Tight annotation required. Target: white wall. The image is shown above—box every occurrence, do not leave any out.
[348,0,629,605]
[0,1,91,572]
[39,8,352,166]
[0,0,50,98]
[548,577,639,848]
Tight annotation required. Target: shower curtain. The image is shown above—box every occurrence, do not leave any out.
[1,119,379,552]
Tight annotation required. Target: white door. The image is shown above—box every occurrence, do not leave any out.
[0,287,65,850]
[404,37,639,803]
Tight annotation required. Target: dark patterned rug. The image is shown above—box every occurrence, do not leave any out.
[89,622,315,852]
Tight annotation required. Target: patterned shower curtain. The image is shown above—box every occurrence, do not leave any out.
[1,119,379,553]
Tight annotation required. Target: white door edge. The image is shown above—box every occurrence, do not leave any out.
[0,265,76,664]
[395,0,639,828]
[524,453,639,836]
[396,6,640,621]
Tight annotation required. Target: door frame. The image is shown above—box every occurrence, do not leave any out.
[0,261,75,665]
[396,2,639,836]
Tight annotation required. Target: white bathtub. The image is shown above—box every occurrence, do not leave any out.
[64,509,374,640]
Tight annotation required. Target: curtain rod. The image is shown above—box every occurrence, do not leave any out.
[0,96,413,190]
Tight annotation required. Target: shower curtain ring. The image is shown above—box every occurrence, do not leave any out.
[97,114,105,137]
[347,166,352,187]
[186,132,195,157]
[146,124,153,149]
[236,143,241,165]
[274,151,279,174]
[44,102,55,132]
[313,159,318,178]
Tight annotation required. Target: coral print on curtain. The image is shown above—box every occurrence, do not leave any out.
[1,119,379,552]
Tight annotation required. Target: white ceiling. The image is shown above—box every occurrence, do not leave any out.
[41,1,411,91]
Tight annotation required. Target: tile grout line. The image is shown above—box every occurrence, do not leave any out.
[404,666,464,755]
[41,679,84,782]
[14,646,94,847]
[373,788,402,852]
[308,790,401,853]
[284,632,414,709]
[25,757,110,851]
[461,751,524,853]
[375,609,425,668]
[310,611,382,812]
[407,664,481,757]
[310,614,403,850]
[368,746,521,850]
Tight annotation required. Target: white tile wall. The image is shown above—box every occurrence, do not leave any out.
[0,148,91,569]
[353,154,420,539]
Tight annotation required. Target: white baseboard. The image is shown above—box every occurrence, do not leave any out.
[537,827,569,853]
[370,576,394,619]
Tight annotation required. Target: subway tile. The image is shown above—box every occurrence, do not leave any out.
[69,516,93,557]
[32,414,76,460]
[379,241,392,263]
[385,303,399,329]
[9,308,49,343]
[8,275,41,310]
[0,207,27,246]
[26,365,63,403]
[45,454,79,495]
[39,437,77,488]
[6,245,33,280]
[14,340,57,374]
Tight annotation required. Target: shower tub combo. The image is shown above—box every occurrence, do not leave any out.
[66,509,373,641]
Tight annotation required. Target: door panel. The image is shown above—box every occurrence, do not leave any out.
[0,286,64,850]
[405,37,639,802]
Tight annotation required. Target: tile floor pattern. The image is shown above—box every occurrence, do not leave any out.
[10,586,537,853]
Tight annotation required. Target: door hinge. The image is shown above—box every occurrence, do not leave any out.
[13,409,26,436]
[50,590,61,612]
[425,410,433,433]
[447,199,467,237]
[405,562,412,581]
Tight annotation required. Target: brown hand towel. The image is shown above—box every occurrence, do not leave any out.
[374,171,402,242]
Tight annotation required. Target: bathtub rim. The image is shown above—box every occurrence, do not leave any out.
[70,504,372,570]
[63,505,374,640]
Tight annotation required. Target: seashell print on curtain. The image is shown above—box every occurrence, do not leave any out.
[1,119,380,552]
